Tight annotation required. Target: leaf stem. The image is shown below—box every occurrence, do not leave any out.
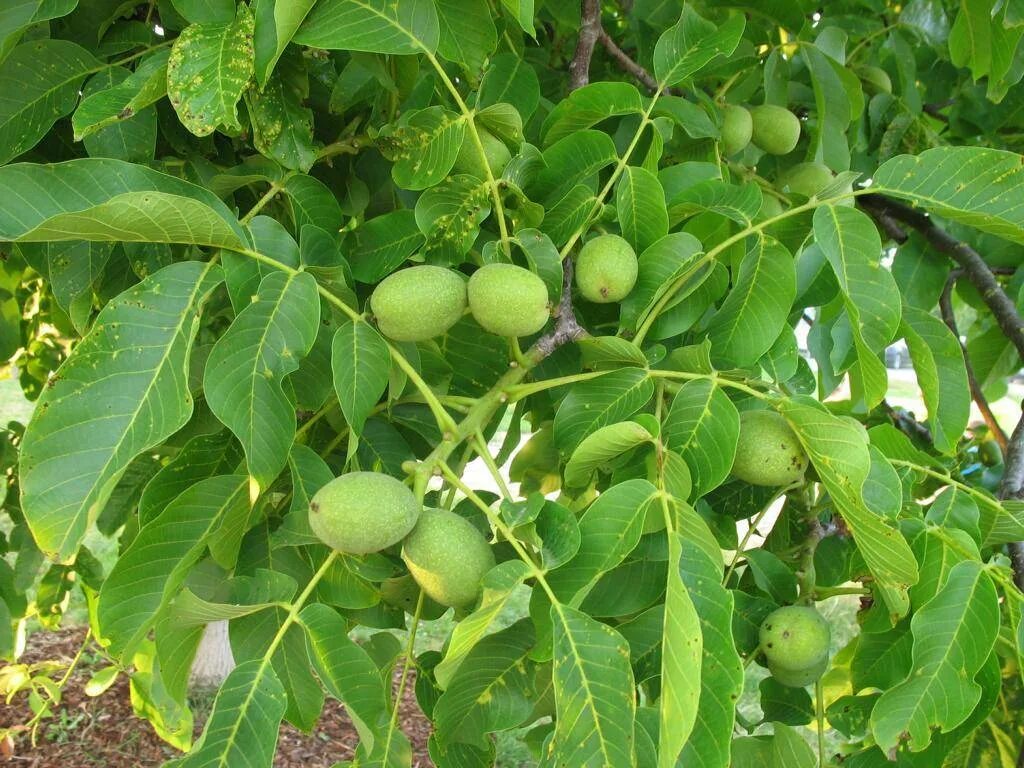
[473,430,513,500]
[381,590,424,766]
[815,678,827,766]
[423,51,512,256]
[722,484,798,585]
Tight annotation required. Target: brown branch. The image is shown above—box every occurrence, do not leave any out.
[939,272,1010,450]
[534,259,587,359]
[859,195,1024,362]
[569,0,602,91]
[1001,410,1024,592]
[597,30,660,92]
[859,193,1024,589]
[882,400,934,444]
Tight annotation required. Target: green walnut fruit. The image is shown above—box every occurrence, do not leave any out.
[860,66,892,95]
[575,234,638,303]
[453,126,511,179]
[749,104,802,155]
[402,508,496,607]
[731,409,808,486]
[779,162,834,198]
[468,263,550,337]
[769,656,829,688]
[979,439,1004,467]
[758,194,786,220]
[720,104,753,156]
[310,472,421,554]
[371,265,467,342]
[759,605,831,678]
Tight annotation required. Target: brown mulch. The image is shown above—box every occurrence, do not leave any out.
[0,628,434,767]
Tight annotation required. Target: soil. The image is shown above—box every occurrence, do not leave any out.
[0,627,434,767]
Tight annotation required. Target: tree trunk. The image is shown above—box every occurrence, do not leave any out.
[188,620,235,690]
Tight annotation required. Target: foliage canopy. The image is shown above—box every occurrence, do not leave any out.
[4,0,1024,766]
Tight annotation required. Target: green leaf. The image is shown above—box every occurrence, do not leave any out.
[332,319,390,437]
[384,106,466,190]
[203,270,320,493]
[246,67,317,172]
[301,602,388,751]
[529,130,618,206]
[851,625,912,691]
[34,240,112,334]
[663,379,740,499]
[434,619,536,748]
[79,68,157,163]
[436,0,496,72]
[731,723,817,767]
[545,479,657,606]
[0,39,99,165]
[552,367,655,455]
[900,306,970,455]
[813,205,901,408]
[780,397,918,615]
[293,0,440,55]
[72,51,168,140]
[499,0,534,36]
[925,487,981,547]
[616,166,669,256]
[478,52,539,121]
[174,660,287,767]
[871,561,1000,752]
[139,431,242,524]
[545,606,635,768]
[0,159,248,249]
[658,533,702,767]
[96,475,249,660]
[949,0,992,80]
[620,232,705,331]
[348,210,425,283]
[0,1,77,63]
[18,261,222,562]
[541,82,644,147]
[675,537,743,765]
[230,605,324,731]
[759,677,814,726]
[434,561,532,688]
[252,0,317,86]
[171,0,235,23]
[873,147,1024,244]
[563,420,654,488]
[284,173,344,235]
[417,175,491,262]
[167,5,256,137]
[653,6,745,88]
[706,237,796,368]
[667,179,762,226]
[801,43,852,171]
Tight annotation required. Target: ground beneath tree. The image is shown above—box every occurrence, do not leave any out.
[0,627,434,767]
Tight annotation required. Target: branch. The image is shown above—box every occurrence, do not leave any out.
[923,98,955,123]
[597,30,659,92]
[859,193,1024,589]
[939,271,1009,450]
[534,259,588,359]
[858,195,1024,362]
[882,400,934,445]
[569,0,602,91]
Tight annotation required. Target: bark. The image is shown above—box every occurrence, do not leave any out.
[189,620,235,690]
